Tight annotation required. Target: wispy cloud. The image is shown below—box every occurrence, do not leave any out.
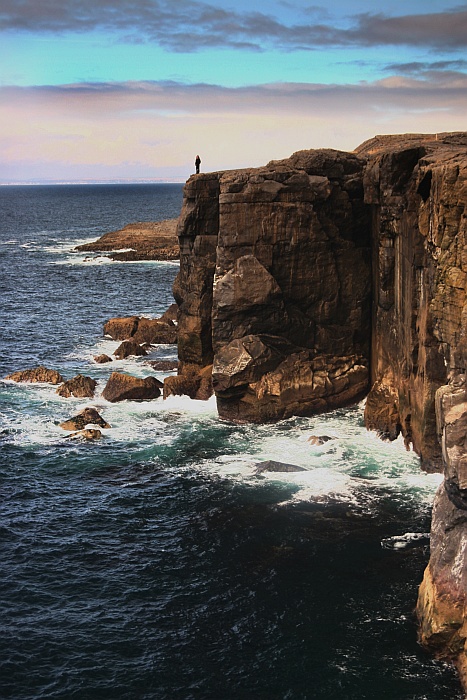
[1,1,466,52]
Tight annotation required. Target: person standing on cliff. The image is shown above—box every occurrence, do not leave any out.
[195,155,201,174]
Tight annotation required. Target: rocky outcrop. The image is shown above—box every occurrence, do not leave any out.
[173,133,467,689]
[102,372,162,402]
[75,219,179,260]
[5,366,64,384]
[104,314,177,345]
[59,407,110,431]
[56,374,97,398]
[94,354,112,364]
[175,151,372,420]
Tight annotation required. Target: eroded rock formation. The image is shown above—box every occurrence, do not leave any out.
[174,150,372,421]
[172,132,467,687]
[75,219,179,261]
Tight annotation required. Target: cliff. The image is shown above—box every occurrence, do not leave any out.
[171,132,467,686]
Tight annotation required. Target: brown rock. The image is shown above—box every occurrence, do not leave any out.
[102,372,162,402]
[104,316,139,340]
[145,359,178,371]
[113,340,147,360]
[163,364,213,401]
[59,407,111,431]
[103,315,177,345]
[75,219,179,260]
[56,374,97,398]
[132,318,177,345]
[5,366,65,384]
[94,354,112,364]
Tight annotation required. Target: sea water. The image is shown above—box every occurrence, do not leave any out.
[0,184,463,699]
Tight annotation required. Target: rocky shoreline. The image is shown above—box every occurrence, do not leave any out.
[76,219,179,260]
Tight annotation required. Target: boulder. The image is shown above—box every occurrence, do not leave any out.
[56,374,97,398]
[114,340,147,360]
[132,318,177,345]
[103,315,177,345]
[59,407,111,431]
[255,460,308,474]
[94,354,112,364]
[5,366,65,384]
[102,372,162,402]
[104,316,139,340]
[163,364,213,401]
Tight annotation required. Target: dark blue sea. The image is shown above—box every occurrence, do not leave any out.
[0,184,463,699]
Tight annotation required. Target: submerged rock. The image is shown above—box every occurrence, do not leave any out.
[67,428,102,441]
[56,374,97,398]
[102,372,162,402]
[5,366,65,385]
[307,435,334,446]
[254,460,308,474]
[59,407,110,431]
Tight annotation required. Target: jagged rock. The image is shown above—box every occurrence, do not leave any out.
[163,364,213,401]
[102,372,162,402]
[104,316,139,340]
[103,314,177,345]
[67,429,102,441]
[113,340,147,360]
[94,354,112,364]
[56,374,97,398]
[307,435,334,446]
[132,318,177,345]
[59,407,110,431]
[364,378,401,441]
[75,219,179,260]
[5,366,65,384]
[254,460,307,474]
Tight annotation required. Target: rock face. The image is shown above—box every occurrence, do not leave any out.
[175,151,372,421]
[75,219,179,260]
[173,133,467,687]
[102,372,162,402]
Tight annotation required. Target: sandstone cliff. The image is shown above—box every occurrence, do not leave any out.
[172,132,467,686]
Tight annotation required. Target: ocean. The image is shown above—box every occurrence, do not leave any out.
[0,184,463,699]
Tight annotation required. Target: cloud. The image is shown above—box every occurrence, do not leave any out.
[1,75,466,181]
[1,0,466,52]
[384,59,467,74]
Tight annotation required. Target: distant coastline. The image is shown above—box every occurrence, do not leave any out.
[0,179,186,186]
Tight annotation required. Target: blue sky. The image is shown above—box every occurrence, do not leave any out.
[1,1,466,182]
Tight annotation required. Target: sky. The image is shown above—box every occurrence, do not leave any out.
[0,0,466,182]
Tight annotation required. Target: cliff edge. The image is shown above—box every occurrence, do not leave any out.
[171,132,467,687]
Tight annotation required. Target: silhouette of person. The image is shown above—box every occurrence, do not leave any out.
[195,155,201,174]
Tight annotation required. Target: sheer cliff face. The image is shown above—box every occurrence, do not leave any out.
[174,133,467,685]
[175,150,372,421]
